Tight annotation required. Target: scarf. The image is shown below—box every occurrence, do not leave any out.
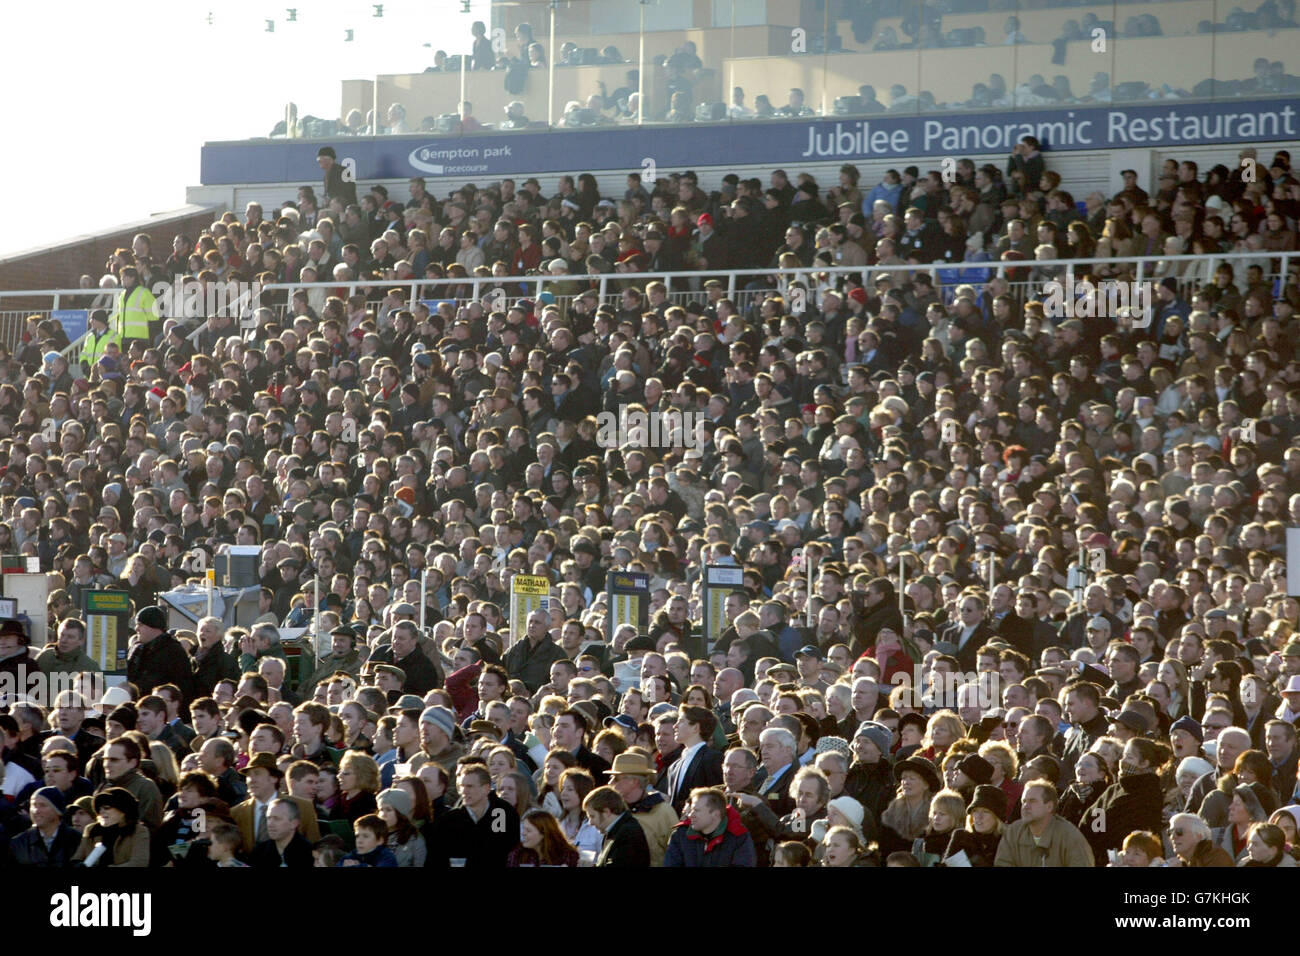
[92,823,131,866]
[881,795,929,839]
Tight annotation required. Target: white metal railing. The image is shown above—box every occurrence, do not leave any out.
[224,250,1292,330]
[8,251,1290,353]
[0,288,124,363]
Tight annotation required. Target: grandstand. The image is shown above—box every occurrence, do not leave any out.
[0,0,1298,882]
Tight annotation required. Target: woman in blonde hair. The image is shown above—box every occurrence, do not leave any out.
[944,784,1007,866]
[337,752,381,824]
[1156,658,1190,720]
[119,553,157,610]
[913,788,965,866]
[918,710,966,763]
[149,742,180,800]
[1090,736,1124,779]
[821,824,878,867]
[979,740,1022,813]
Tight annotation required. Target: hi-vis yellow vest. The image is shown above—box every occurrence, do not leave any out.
[114,284,157,341]
[81,328,121,367]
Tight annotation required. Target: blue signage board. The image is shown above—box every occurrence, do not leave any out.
[50,309,88,344]
[201,98,1297,185]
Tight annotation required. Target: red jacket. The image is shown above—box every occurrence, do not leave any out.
[444,661,483,721]
[864,645,912,686]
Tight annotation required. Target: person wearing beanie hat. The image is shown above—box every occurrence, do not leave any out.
[73,787,150,867]
[1175,755,1215,795]
[942,783,1008,866]
[419,705,456,740]
[1169,716,1203,760]
[6,785,81,866]
[811,794,868,858]
[846,721,897,820]
[952,753,995,798]
[853,721,893,759]
[410,706,467,797]
[108,704,138,732]
[377,786,413,820]
[825,794,866,832]
[128,605,194,706]
[375,787,425,867]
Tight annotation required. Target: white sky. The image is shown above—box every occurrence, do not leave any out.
[0,0,479,257]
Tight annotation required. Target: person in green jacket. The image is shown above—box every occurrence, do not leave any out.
[300,626,365,698]
[995,780,1095,867]
[36,619,100,676]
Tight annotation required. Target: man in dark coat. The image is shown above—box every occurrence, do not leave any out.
[848,578,904,657]
[552,708,611,784]
[127,606,194,704]
[368,622,443,696]
[938,594,997,672]
[317,146,357,207]
[5,787,79,867]
[662,788,756,867]
[426,763,520,867]
[248,798,314,868]
[502,609,569,693]
[662,706,725,815]
[843,721,896,821]
[191,618,241,698]
[587,787,650,867]
[1059,681,1111,782]
[996,590,1056,659]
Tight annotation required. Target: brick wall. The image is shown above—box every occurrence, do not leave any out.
[0,206,226,308]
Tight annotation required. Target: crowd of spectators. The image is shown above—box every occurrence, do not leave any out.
[1,133,1300,870]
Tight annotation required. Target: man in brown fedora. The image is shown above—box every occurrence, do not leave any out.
[608,750,679,866]
[232,751,321,853]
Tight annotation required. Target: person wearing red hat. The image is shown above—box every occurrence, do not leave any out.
[696,212,729,272]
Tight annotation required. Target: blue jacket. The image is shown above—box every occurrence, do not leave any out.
[663,806,757,867]
[1154,297,1190,341]
[338,845,399,867]
[863,182,902,216]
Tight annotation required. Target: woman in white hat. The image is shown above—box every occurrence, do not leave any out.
[809,794,866,863]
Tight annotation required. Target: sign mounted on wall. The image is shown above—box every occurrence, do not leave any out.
[202,99,1298,184]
